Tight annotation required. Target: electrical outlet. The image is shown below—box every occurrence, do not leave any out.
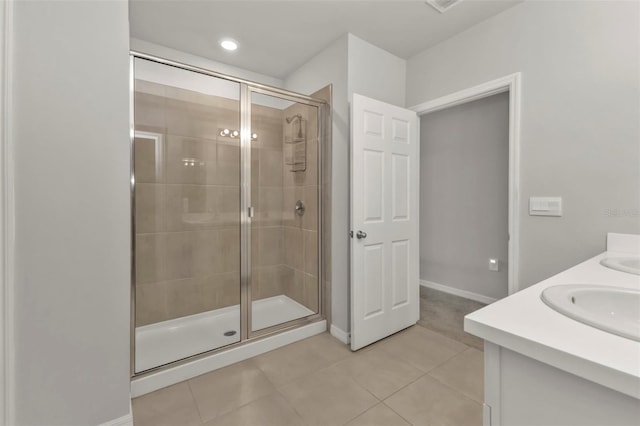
[489,258,499,271]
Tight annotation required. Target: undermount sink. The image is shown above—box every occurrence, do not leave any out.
[600,256,640,275]
[541,284,640,342]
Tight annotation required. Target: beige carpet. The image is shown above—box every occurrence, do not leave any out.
[417,286,487,350]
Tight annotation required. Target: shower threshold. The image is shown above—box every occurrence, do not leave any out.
[135,295,314,373]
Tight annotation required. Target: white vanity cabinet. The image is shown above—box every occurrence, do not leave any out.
[465,233,640,426]
[481,342,639,426]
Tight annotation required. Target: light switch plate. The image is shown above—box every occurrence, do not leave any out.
[529,197,562,217]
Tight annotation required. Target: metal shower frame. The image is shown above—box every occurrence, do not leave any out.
[129,51,329,378]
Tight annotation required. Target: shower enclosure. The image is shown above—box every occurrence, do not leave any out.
[130,53,327,375]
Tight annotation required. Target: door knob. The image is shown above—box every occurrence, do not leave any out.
[356,230,367,239]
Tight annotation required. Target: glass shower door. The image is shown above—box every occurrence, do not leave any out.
[132,58,241,373]
[248,91,321,333]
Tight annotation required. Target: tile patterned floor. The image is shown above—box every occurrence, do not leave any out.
[133,295,485,426]
[417,286,487,351]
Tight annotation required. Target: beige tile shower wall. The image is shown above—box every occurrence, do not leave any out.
[251,104,287,301]
[134,81,285,326]
[281,102,320,312]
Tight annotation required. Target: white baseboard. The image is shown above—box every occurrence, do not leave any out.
[420,280,498,305]
[98,413,133,426]
[131,320,326,397]
[330,324,350,344]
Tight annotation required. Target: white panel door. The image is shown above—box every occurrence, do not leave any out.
[350,93,419,350]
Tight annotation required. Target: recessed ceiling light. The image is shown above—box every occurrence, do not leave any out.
[220,39,238,51]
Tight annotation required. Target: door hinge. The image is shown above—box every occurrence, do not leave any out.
[248,206,255,218]
[349,230,353,238]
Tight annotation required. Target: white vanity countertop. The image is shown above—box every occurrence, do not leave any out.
[465,233,640,399]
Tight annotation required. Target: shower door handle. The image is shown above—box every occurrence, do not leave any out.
[356,230,367,240]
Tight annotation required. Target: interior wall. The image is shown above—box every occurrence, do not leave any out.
[407,0,640,289]
[11,1,131,424]
[420,93,509,300]
[347,34,406,107]
[0,0,7,421]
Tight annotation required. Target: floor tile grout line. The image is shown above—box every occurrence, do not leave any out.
[271,387,310,426]
[337,404,378,426]
[335,381,382,426]
[277,336,449,408]
[265,332,426,402]
[254,335,382,425]
[210,391,306,426]
[380,400,414,426]
[426,372,484,406]
[427,372,484,405]
[381,374,482,425]
[305,327,472,406]
[347,369,425,402]
[186,359,276,425]
[251,333,355,388]
[393,348,464,379]
[337,400,386,426]
[380,370,429,402]
[416,334,471,372]
[414,323,471,352]
[275,371,377,426]
[185,380,206,425]
[255,337,354,389]
[417,319,485,348]
[134,288,482,426]
[253,353,288,389]
[426,347,484,404]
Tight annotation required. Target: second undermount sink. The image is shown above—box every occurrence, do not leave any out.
[600,256,640,275]
[541,284,640,342]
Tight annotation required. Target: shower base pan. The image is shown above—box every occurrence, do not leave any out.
[135,295,314,373]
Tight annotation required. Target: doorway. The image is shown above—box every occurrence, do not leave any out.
[420,92,510,302]
[410,73,521,347]
[411,73,521,296]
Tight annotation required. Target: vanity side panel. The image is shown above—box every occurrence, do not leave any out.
[606,233,640,255]
[483,342,501,426]
[498,347,640,426]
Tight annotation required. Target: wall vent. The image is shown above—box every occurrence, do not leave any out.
[425,0,464,13]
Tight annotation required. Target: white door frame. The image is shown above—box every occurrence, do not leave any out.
[0,0,15,423]
[409,73,521,295]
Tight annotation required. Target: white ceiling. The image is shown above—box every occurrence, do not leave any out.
[129,0,522,79]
